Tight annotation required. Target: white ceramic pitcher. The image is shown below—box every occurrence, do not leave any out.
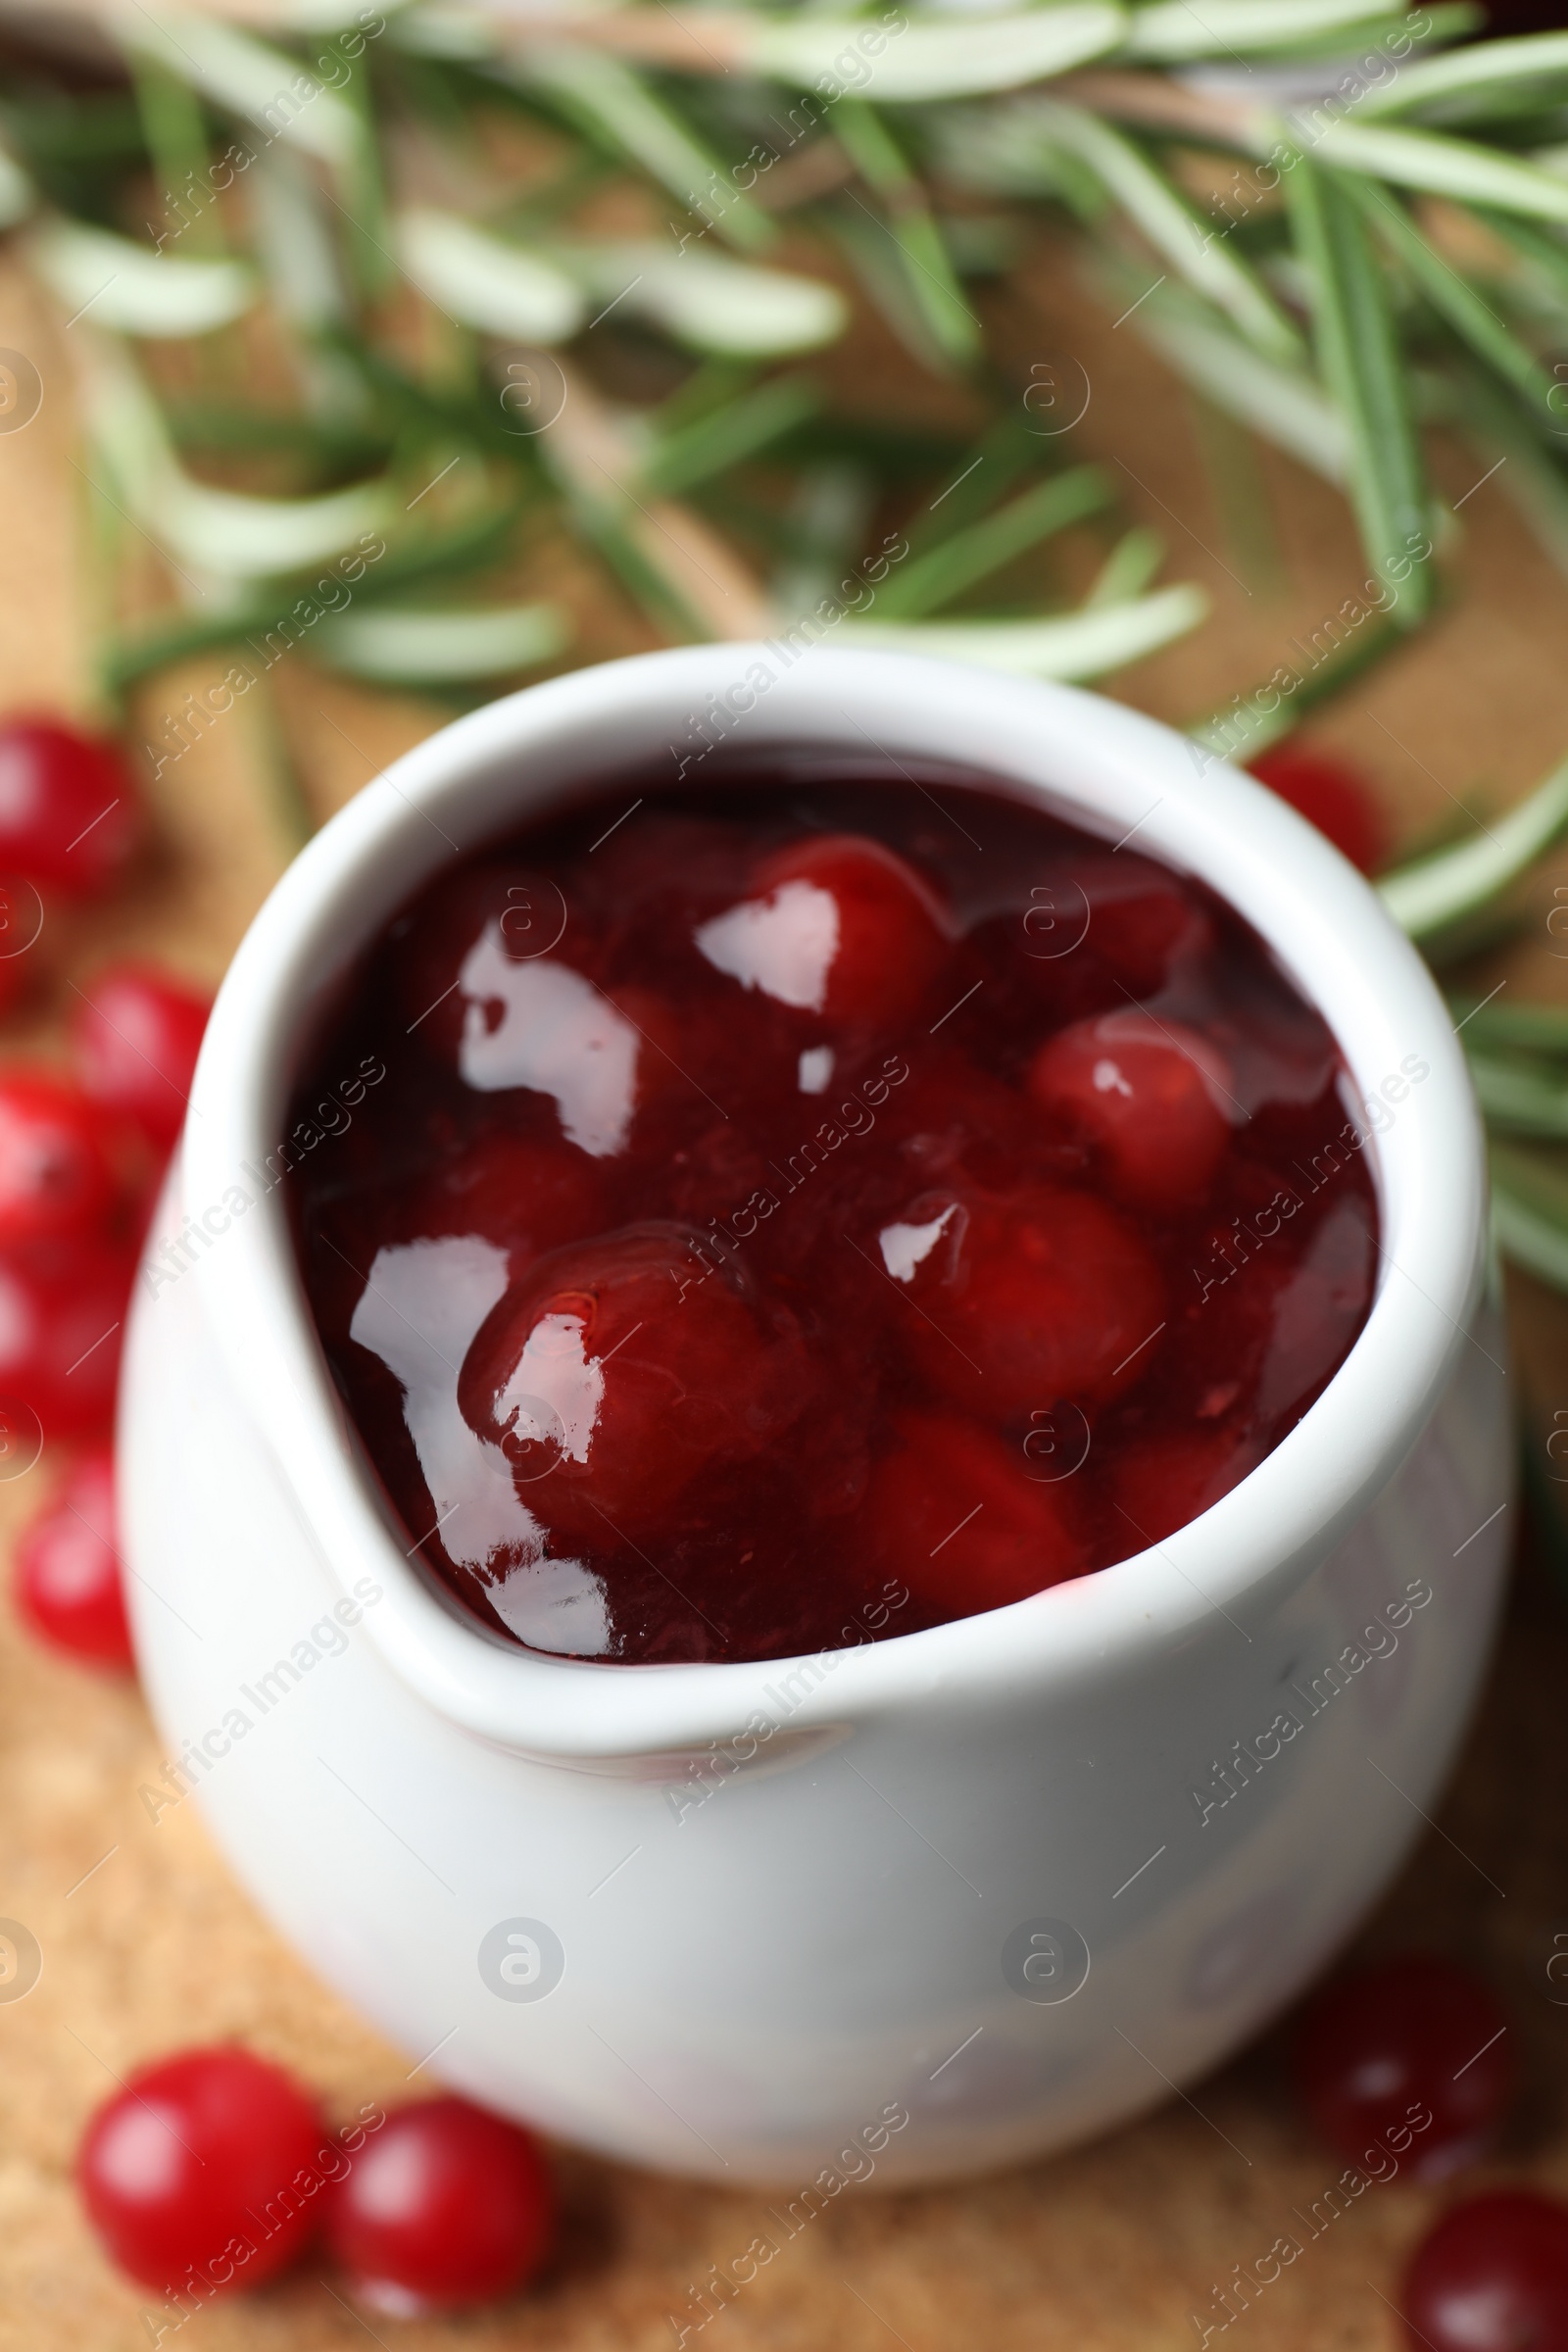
[121,646,1510,2187]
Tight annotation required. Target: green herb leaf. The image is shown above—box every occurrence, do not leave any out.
[1284,150,1433,617]
[555,236,847,356]
[839,583,1207,675]
[313,601,571,682]
[82,343,391,581]
[817,195,969,376]
[831,100,981,369]
[643,375,821,497]
[1469,1051,1568,1138]
[1354,26,1568,122]
[250,149,348,336]
[1020,99,1302,360]
[517,48,773,251]
[332,35,396,303]
[873,466,1113,619]
[122,10,360,169]
[1122,281,1348,482]
[1125,0,1406,60]
[1349,179,1557,417]
[753,8,1127,100]
[129,52,221,258]
[0,132,32,228]
[1086,524,1165,606]
[1490,1139,1568,1291]
[1451,999,1568,1054]
[398,208,585,342]
[901,415,1048,545]
[1312,118,1568,223]
[1380,749,1568,941]
[29,219,255,335]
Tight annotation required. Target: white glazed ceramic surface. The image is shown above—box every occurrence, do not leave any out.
[122,647,1510,2187]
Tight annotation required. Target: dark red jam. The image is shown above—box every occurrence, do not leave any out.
[287,760,1380,1664]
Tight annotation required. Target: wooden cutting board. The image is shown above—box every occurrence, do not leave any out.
[2,225,1567,2352]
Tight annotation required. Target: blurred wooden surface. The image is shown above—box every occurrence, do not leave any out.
[2,227,1568,2352]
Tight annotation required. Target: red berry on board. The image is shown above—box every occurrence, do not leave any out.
[867,1407,1088,1616]
[322,2096,554,2315]
[78,2045,323,2294]
[0,1069,119,1248]
[896,1187,1166,1413]
[1293,1955,1512,2180]
[1028,1010,1233,1209]
[1400,2191,1568,2352]
[459,1225,808,1540]
[1249,747,1387,876]
[72,965,211,1149]
[698,834,951,1033]
[0,719,141,896]
[0,1239,135,1436]
[15,1444,132,1670]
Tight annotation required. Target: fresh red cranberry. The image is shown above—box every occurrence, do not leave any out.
[459,1225,808,1540]
[1250,747,1386,876]
[858,1049,1044,1208]
[1110,1422,1259,1548]
[0,1069,119,1247]
[1028,1010,1232,1208]
[72,964,210,1148]
[0,719,141,896]
[897,1187,1165,1413]
[698,834,951,1033]
[0,1239,135,1435]
[15,1444,132,1669]
[78,2045,323,2293]
[1293,1955,1512,2179]
[1401,2192,1568,2352]
[867,1409,1087,1614]
[321,2096,554,2315]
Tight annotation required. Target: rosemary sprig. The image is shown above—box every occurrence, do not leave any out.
[13,0,1568,1297]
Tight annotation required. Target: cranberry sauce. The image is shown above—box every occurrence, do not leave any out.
[286,761,1380,1664]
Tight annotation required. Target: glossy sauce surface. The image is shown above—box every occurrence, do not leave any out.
[288,763,1381,1663]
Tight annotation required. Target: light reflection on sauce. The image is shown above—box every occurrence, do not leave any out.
[695,880,840,1012]
[457,926,639,1159]
[349,1234,611,1654]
